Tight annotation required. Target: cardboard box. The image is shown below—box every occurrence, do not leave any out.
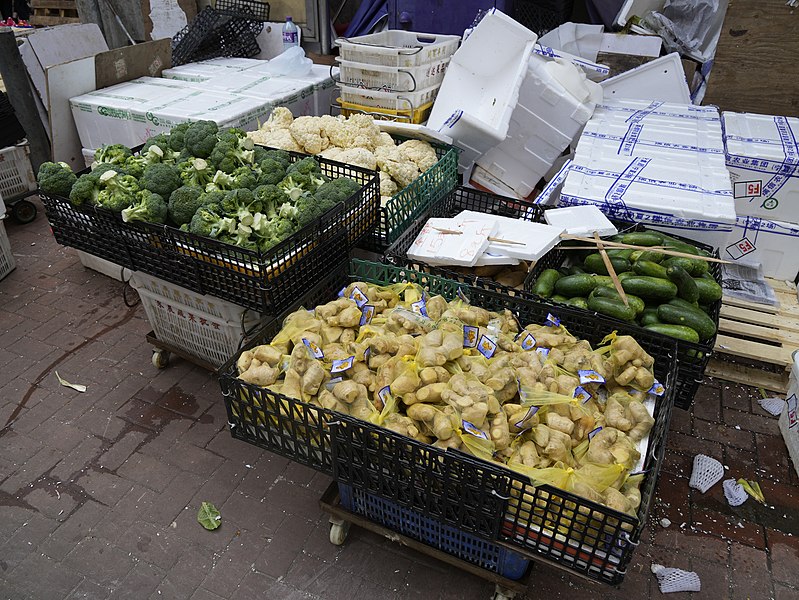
[721,216,799,281]
[723,111,799,224]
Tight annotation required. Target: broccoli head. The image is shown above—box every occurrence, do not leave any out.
[308,177,361,222]
[184,120,219,158]
[198,190,227,207]
[231,165,259,190]
[141,163,182,198]
[286,156,321,177]
[121,190,167,224]
[210,140,255,174]
[124,145,166,179]
[217,128,248,147]
[169,122,191,152]
[205,170,236,192]
[256,158,286,186]
[262,149,292,170]
[179,157,214,189]
[91,162,123,178]
[68,173,100,207]
[278,174,312,202]
[37,161,77,197]
[220,188,259,224]
[188,203,236,239]
[94,144,133,166]
[253,184,284,220]
[142,134,170,156]
[97,169,139,213]
[168,185,206,226]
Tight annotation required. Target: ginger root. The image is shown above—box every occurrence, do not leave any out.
[417,329,463,367]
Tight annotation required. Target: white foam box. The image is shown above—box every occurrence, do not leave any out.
[600,53,691,104]
[472,53,601,199]
[161,57,264,82]
[719,216,799,280]
[780,350,799,478]
[722,111,799,223]
[427,9,537,171]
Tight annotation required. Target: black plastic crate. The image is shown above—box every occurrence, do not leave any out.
[384,185,546,293]
[511,0,573,36]
[526,223,722,410]
[219,258,678,584]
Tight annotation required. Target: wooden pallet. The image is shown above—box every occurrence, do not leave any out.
[31,0,80,26]
[709,278,798,393]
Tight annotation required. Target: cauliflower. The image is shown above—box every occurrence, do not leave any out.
[379,170,398,197]
[375,132,395,147]
[319,146,344,161]
[325,113,382,151]
[374,145,405,165]
[250,128,303,152]
[381,196,393,207]
[399,139,438,172]
[289,116,330,155]
[375,146,419,188]
[332,148,378,170]
[263,107,294,132]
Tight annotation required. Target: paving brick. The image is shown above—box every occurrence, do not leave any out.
[692,383,722,422]
[40,500,109,561]
[52,436,105,482]
[693,417,756,451]
[91,484,157,544]
[756,433,793,482]
[142,470,205,528]
[652,527,729,564]
[108,561,165,600]
[283,461,317,486]
[190,589,226,600]
[117,452,180,493]
[333,534,412,591]
[234,455,289,499]
[221,491,285,533]
[652,472,692,525]
[155,384,214,419]
[172,503,238,553]
[9,393,65,435]
[205,429,265,465]
[721,384,755,413]
[150,547,211,600]
[724,407,782,437]
[267,478,323,519]
[117,398,185,433]
[661,449,693,478]
[75,409,128,441]
[74,470,134,507]
[192,460,247,508]
[5,551,83,599]
[24,485,80,520]
[116,521,186,571]
[230,571,306,600]
[691,506,767,549]
[202,530,268,597]
[97,428,149,470]
[0,512,59,573]
[178,414,226,449]
[0,431,43,464]
[137,419,193,459]
[668,405,692,435]
[65,578,111,600]
[667,430,724,458]
[284,551,364,598]
[63,537,136,586]
[31,418,92,453]
[768,529,799,588]
[163,441,225,476]
[730,543,772,600]
[252,516,315,577]
[0,445,61,495]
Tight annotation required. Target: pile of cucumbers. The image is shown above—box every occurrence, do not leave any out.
[531,231,722,343]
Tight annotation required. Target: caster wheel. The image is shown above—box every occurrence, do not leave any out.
[329,520,350,545]
[12,200,37,224]
[492,585,515,600]
[152,350,170,369]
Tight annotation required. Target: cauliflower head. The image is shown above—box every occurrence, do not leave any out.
[289,116,330,155]
[250,128,303,152]
[399,139,438,172]
[379,170,398,197]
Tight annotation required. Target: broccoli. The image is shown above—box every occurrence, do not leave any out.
[220,188,259,227]
[198,189,227,207]
[256,158,286,186]
[188,203,236,238]
[262,149,292,170]
[307,177,361,224]
[37,161,77,197]
[68,173,100,206]
[205,170,236,192]
[124,145,165,179]
[168,185,206,226]
[250,213,295,252]
[253,146,268,164]
[141,163,182,198]
[278,202,299,221]
[253,184,284,220]
[184,120,219,158]
[142,134,170,157]
[121,190,167,224]
[286,156,321,177]
[94,144,133,166]
[278,174,312,202]
[179,157,214,189]
[96,169,139,212]
[230,165,259,190]
[217,128,248,147]
[210,140,255,174]
[91,162,123,178]
[169,123,190,152]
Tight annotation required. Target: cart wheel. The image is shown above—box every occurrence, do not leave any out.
[12,200,37,224]
[491,585,515,600]
[329,518,350,546]
[152,350,170,369]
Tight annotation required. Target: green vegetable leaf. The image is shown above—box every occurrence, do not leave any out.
[197,501,221,530]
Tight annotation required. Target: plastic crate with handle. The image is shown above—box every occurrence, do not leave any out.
[0,143,37,201]
[0,219,15,281]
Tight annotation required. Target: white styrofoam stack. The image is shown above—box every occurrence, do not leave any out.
[722,112,799,223]
[427,10,537,172]
[540,98,736,249]
[780,350,799,479]
[721,216,799,280]
[471,53,601,199]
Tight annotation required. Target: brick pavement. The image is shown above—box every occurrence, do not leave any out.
[1,199,797,599]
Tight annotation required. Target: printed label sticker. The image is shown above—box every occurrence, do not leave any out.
[302,338,324,359]
[463,325,479,348]
[573,386,592,403]
[411,299,428,317]
[477,335,497,359]
[350,286,368,308]
[578,369,606,384]
[325,376,343,390]
[519,332,536,351]
[359,305,375,326]
[648,380,665,397]
[331,356,355,373]
[515,405,539,429]
[536,347,550,358]
[545,313,561,327]
[588,426,603,440]
[377,386,392,411]
[462,420,488,440]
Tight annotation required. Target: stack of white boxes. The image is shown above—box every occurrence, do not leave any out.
[721,112,799,281]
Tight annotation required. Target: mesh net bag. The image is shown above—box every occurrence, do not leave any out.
[723,478,748,507]
[651,564,702,593]
[758,397,785,417]
[688,454,724,493]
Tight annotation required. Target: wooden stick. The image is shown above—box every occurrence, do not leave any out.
[560,234,732,264]
[594,231,629,307]
[432,227,525,246]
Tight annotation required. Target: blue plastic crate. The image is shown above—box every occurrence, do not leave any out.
[338,483,529,580]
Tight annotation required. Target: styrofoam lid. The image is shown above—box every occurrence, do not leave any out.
[544,205,617,237]
[600,53,691,104]
[722,111,799,164]
[377,122,453,145]
[455,210,565,261]
[407,217,497,267]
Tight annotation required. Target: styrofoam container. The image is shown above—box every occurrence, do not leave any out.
[0,142,37,201]
[337,82,439,113]
[722,111,799,223]
[0,218,15,281]
[720,216,799,280]
[336,30,460,68]
[336,56,450,92]
[130,272,260,368]
[600,53,691,104]
[82,148,95,169]
[533,44,610,81]
[161,57,264,82]
[428,10,538,172]
[779,350,799,479]
[544,205,617,237]
[472,53,601,199]
[76,250,132,281]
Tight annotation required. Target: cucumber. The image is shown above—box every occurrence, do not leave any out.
[659,234,701,255]
[554,273,597,298]
[606,249,635,260]
[620,276,678,302]
[532,269,561,298]
[592,275,613,287]
[640,308,662,326]
[666,264,700,303]
[668,297,701,310]
[700,271,715,280]
[587,295,637,322]
[633,260,669,280]
[583,253,632,275]
[644,323,701,343]
[558,267,571,277]
[567,265,586,276]
[618,271,636,280]
[694,277,723,304]
[657,299,717,340]
[551,294,569,303]
[663,256,709,276]
[638,250,665,263]
[565,297,589,310]
[611,232,665,247]
[590,286,645,314]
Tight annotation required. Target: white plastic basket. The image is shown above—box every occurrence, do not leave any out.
[336,57,451,93]
[336,31,460,68]
[0,143,37,201]
[337,82,440,113]
[76,250,132,281]
[130,272,260,368]
[0,219,16,281]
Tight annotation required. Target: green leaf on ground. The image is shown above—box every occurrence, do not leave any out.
[197,501,221,530]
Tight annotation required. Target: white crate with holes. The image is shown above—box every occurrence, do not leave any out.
[336,57,451,93]
[336,31,460,68]
[129,272,261,368]
[0,218,16,281]
[0,142,37,201]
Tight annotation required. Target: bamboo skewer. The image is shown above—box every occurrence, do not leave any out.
[559,234,732,264]
[432,227,525,246]
[594,231,629,307]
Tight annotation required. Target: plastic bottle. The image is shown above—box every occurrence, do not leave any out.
[282,17,299,52]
